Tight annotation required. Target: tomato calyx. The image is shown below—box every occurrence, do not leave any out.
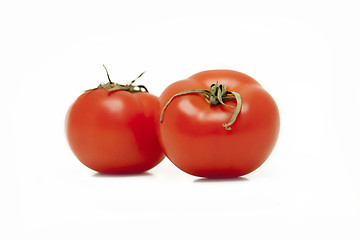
[160,82,242,130]
[86,65,149,93]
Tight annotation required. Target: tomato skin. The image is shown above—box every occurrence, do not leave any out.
[159,70,280,178]
[66,89,164,174]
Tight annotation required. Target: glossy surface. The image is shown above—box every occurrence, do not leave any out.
[159,70,280,178]
[66,89,164,173]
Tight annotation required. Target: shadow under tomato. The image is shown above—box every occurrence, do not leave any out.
[194,176,248,183]
[92,172,153,178]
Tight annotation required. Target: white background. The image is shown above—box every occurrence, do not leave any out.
[1,0,360,239]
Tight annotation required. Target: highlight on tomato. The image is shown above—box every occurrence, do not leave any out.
[65,66,164,174]
[159,70,280,178]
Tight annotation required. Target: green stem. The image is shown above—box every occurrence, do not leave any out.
[222,91,242,130]
[129,71,146,85]
[160,84,242,130]
[103,64,113,84]
[86,66,148,93]
[160,90,210,123]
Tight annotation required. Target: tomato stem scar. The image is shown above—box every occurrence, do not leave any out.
[160,82,242,130]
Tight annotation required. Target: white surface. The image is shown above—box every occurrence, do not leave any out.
[1,0,360,239]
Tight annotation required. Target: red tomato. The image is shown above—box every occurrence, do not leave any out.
[66,68,164,174]
[159,70,280,178]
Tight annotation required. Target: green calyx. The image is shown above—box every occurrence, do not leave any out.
[160,82,242,130]
[86,65,148,93]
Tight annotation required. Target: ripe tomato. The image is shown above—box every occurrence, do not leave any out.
[159,70,280,178]
[66,67,164,174]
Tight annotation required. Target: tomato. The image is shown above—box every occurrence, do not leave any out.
[66,67,164,174]
[159,70,280,178]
